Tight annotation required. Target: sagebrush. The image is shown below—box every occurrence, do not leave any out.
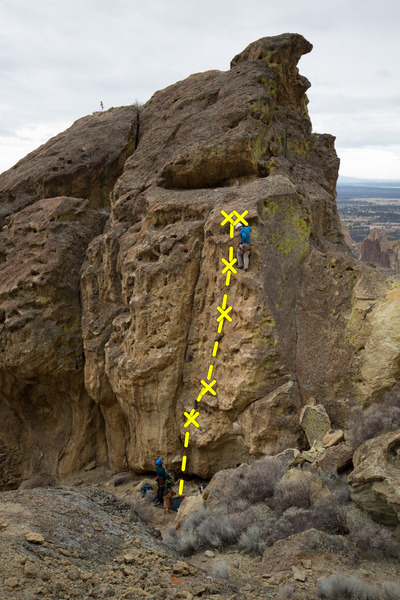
[318,573,400,600]
[347,386,400,450]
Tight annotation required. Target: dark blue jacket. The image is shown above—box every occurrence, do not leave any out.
[156,464,167,483]
[240,226,251,244]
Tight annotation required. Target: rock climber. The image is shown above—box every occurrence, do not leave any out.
[235,222,252,272]
[154,458,167,505]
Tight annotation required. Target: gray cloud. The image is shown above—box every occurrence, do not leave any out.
[1,0,400,178]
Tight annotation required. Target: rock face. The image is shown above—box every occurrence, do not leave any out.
[2,33,400,486]
[359,228,400,271]
[341,219,359,257]
[348,429,400,526]
[0,108,138,488]
[0,106,138,226]
[360,229,391,268]
[0,196,108,488]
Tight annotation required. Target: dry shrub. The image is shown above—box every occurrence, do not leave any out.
[238,525,265,554]
[381,582,400,600]
[317,573,378,600]
[349,514,399,559]
[277,583,298,599]
[177,530,201,556]
[311,493,349,534]
[163,524,178,546]
[176,507,238,554]
[232,457,287,505]
[272,478,312,514]
[241,495,352,553]
[228,504,266,536]
[348,388,400,450]
[180,506,208,532]
[196,512,238,548]
[205,456,288,511]
[318,575,400,600]
[166,454,397,561]
[317,472,351,497]
[212,561,229,580]
[266,507,312,547]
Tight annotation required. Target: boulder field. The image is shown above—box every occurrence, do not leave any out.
[1,33,400,487]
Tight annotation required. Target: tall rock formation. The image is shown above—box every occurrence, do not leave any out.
[360,228,400,271]
[360,229,390,268]
[341,219,359,258]
[1,34,400,487]
[0,107,138,488]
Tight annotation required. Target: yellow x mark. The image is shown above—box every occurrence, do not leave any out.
[184,408,200,428]
[220,210,249,238]
[200,379,217,396]
[221,247,237,286]
[221,248,237,274]
[217,294,232,333]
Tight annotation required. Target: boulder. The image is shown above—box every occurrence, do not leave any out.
[175,495,203,529]
[348,429,400,526]
[300,402,331,447]
[239,381,301,455]
[202,457,287,510]
[275,448,302,468]
[25,532,45,544]
[317,443,353,475]
[276,468,330,504]
[300,440,326,464]
[292,565,307,581]
[322,429,345,448]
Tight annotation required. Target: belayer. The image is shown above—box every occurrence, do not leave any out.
[154,458,174,505]
[235,222,252,272]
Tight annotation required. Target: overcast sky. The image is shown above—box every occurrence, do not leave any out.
[1,0,399,180]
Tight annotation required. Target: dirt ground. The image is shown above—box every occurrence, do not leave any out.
[1,467,399,600]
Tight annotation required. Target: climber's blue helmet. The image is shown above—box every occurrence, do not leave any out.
[156,458,163,465]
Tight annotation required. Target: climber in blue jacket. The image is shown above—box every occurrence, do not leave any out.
[154,458,167,505]
[235,222,252,272]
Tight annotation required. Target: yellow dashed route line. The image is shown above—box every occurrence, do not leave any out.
[178,209,248,496]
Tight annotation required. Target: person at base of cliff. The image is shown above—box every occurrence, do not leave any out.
[154,458,167,505]
[235,222,252,272]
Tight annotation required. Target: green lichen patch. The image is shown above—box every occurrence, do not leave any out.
[248,100,272,125]
[262,50,284,78]
[287,137,313,157]
[268,198,311,258]
[344,307,368,353]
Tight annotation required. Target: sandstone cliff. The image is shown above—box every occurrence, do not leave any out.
[1,33,400,487]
